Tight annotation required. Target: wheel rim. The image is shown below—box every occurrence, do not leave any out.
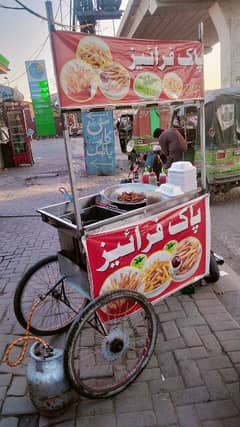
[20,260,85,332]
[66,292,155,397]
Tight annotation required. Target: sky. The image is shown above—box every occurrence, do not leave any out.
[0,0,220,100]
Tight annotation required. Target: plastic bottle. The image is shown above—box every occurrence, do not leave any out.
[141,168,150,184]
[149,170,157,185]
[159,171,167,185]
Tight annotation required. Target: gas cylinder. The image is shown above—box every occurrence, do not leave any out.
[26,343,76,417]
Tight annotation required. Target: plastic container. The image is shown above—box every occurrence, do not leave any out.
[159,172,167,185]
[141,169,150,184]
[167,161,197,193]
[159,183,184,201]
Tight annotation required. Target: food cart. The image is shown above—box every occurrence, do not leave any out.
[13,4,214,400]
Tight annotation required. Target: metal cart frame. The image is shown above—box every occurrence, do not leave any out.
[13,2,213,399]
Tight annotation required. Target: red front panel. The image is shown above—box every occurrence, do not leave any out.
[85,194,210,321]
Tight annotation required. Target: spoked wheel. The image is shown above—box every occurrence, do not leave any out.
[14,255,87,336]
[64,289,157,399]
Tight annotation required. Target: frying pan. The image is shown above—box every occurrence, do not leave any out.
[101,183,160,209]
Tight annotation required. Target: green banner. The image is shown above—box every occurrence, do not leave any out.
[25,61,56,137]
[150,108,160,136]
[0,53,9,69]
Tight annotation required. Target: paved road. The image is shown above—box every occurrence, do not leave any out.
[210,191,240,276]
[1,138,240,427]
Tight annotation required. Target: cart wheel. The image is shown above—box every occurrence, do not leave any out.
[64,289,157,399]
[14,255,87,336]
[204,251,220,283]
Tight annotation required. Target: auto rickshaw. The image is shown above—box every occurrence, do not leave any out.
[171,87,240,193]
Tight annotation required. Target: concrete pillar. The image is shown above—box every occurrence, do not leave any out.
[119,0,158,38]
[209,0,240,87]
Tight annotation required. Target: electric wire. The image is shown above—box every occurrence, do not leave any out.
[0,2,23,9]
[8,36,49,81]
[0,0,72,28]
[2,0,119,85]
[8,36,49,84]
[12,0,94,29]
[0,215,40,218]
[7,0,61,85]
[14,0,54,22]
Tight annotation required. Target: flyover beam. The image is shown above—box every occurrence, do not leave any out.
[118,0,240,88]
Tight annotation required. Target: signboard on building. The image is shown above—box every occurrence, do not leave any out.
[82,110,115,175]
[0,85,14,101]
[0,86,24,102]
[25,60,56,137]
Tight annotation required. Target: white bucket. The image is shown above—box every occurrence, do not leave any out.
[168,161,197,193]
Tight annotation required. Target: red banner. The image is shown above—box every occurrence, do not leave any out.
[51,31,204,109]
[85,195,210,320]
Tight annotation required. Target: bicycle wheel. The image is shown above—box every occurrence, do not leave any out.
[64,289,157,399]
[14,255,87,336]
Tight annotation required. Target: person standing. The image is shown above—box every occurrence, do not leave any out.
[158,127,187,169]
[145,128,165,171]
[151,145,164,182]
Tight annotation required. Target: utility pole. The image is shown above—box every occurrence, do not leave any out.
[71,0,123,34]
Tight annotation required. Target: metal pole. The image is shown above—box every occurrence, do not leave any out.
[112,19,116,36]
[45,1,55,31]
[60,0,63,25]
[45,1,60,117]
[199,100,207,190]
[198,21,207,190]
[198,22,204,43]
[45,2,82,230]
[69,0,72,30]
[62,112,82,232]
[72,0,76,31]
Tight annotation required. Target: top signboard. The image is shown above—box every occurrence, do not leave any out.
[51,31,204,110]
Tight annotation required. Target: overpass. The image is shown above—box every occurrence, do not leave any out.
[117,0,240,88]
